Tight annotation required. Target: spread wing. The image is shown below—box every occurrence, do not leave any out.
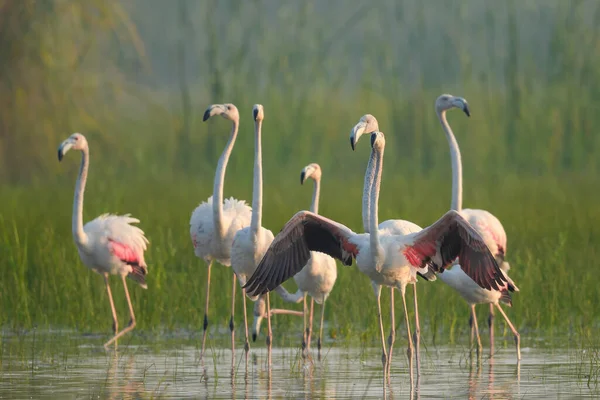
[244,211,357,297]
[403,210,506,291]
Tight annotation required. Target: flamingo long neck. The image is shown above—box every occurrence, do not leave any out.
[250,119,263,241]
[310,177,320,214]
[362,153,375,233]
[213,119,239,239]
[72,147,90,246]
[369,146,383,260]
[438,110,463,211]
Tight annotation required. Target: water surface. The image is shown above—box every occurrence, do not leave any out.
[0,331,597,399]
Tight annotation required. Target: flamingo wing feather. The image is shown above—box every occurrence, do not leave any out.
[404,210,507,291]
[244,211,355,296]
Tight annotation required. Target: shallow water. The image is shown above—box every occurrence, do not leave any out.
[0,331,597,399]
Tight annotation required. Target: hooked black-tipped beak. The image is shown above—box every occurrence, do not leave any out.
[463,103,471,117]
[252,332,257,342]
[300,171,306,185]
[370,132,377,148]
[350,135,356,151]
[203,104,225,122]
[253,107,259,121]
[57,140,72,162]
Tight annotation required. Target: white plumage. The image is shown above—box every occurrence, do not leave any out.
[244,132,509,386]
[434,93,520,360]
[58,133,149,350]
[190,195,251,266]
[80,214,149,283]
[190,103,252,358]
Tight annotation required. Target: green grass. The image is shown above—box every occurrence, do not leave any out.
[0,164,597,347]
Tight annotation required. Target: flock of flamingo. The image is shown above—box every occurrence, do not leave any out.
[57,94,520,386]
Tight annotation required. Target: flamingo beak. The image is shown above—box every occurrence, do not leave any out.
[300,170,306,185]
[462,102,471,117]
[350,122,366,151]
[371,132,377,148]
[58,140,73,162]
[203,104,226,121]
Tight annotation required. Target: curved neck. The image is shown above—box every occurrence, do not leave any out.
[369,146,383,259]
[438,110,463,211]
[310,178,320,214]
[213,119,239,239]
[250,119,263,239]
[362,153,376,233]
[73,148,90,246]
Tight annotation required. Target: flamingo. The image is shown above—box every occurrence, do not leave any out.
[230,104,301,369]
[244,131,508,387]
[434,94,520,360]
[58,133,149,349]
[350,115,436,373]
[190,103,252,358]
[280,163,338,360]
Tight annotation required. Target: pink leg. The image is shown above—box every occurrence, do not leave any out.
[266,292,273,369]
[470,304,483,358]
[230,273,237,376]
[495,304,521,361]
[307,298,314,353]
[201,260,213,358]
[488,303,495,356]
[103,274,119,350]
[104,275,137,348]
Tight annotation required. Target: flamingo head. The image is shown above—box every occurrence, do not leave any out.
[253,104,264,122]
[370,131,386,151]
[58,133,88,161]
[300,163,322,185]
[202,103,239,122]
[350,114,379,151]
[435,94,470,117]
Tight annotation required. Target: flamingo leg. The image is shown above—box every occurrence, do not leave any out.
[318,296,326,361]
[401,288,414,389]
[302,293,308,359]
[104,275,137,348]
[488,303,495,356]
[374,283,387,389]
[470,304,483,358]
[230,273,237,376]
[103,274,119,350]
[387,287,396,381]
[266,292,273,369]
[242,288,250,370]
[201,260,213,358]
[494,304,521,361]
[412,283,421,376]
[307,298,314,354]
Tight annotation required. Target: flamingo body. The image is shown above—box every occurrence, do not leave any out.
[231,226,274,293]
[293,251,337,304]
[80,214,149,287]
[190,196,251,265]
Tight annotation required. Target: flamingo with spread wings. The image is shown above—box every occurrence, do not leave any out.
[245,131,508,386]
[58,133,149,349]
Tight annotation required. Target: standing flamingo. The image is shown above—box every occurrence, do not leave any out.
[351,115,436,373]
[230,104,301,369]
[292,163,337,360]
[434,94,520,360]
[58,133,149,350]
[190,103,252,358]
[245,131,508,388]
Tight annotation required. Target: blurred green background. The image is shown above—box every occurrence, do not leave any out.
[0,0,598,346]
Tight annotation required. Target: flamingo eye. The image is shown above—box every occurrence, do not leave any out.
[74,136,79,141]
[227,105,231,110]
